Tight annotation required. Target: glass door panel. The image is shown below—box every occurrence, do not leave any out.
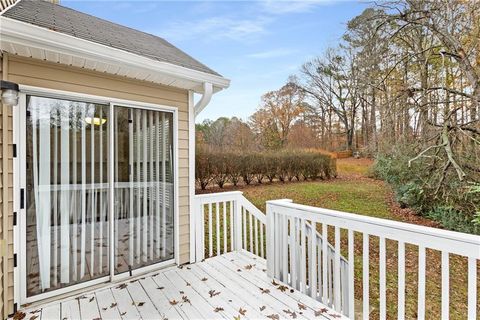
[113,106,174,274]
[25,96,110,297]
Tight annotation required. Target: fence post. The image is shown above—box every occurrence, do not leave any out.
[234,193,243,251]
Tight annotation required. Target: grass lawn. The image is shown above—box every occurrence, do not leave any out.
[198,158,479,319]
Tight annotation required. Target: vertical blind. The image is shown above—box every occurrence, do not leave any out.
[26,96,174,297]
[114,107,174,275]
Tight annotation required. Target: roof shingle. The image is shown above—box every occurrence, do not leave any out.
[3,0,221,76]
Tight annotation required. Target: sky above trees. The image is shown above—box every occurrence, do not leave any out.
[63,0,367,121]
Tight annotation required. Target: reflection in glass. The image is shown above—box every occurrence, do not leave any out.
[114,107,174,274]
[26,96,110,296]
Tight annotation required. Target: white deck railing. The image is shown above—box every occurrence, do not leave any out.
[194,191,266,261]
[266,199,480,320]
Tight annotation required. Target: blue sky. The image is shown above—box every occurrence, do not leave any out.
[64,0,367,122]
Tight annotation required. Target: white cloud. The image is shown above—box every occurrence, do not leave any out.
[160,16,271,42]
[247,48,298,59]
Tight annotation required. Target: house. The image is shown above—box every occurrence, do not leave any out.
[1,1,478,320]
[0,0,231,317]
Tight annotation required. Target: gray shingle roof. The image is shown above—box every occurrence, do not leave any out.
[3,0,221,76]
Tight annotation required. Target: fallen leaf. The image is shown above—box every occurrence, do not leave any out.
[277,285,288,292]
[213,307,224,313]
[102,307,108,311]
[329,314,341,319]
[137,302,145,307]
[267,314,279,320]
[239,307,247,316]
[110,303,118,308]
[298,303,306,310]
[260,287,270,294]
[314,308,329,317]
[185,282,191,286]
[237,269,242,272]
[208,290,221,297]
[120,312,127,316]
[271,280,279,286]
[29,310,41,314]
[244,264,253,270]
[29,315,38,320]
[89,296,95,303]
[116,283,128,289]
[169,300,178,305]
[201,277,208,281]
[157,286,165,290]
[179,290,185,294]
[283,309,297,319]
[182,296,191,304]
[260,306,266,311]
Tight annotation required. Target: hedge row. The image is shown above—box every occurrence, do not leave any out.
[196,151,337,190]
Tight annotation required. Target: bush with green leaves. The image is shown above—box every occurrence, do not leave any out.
[372,145,480,235]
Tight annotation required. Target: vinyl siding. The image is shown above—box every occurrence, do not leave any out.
[1,55,193,314]
[0,54,15,318]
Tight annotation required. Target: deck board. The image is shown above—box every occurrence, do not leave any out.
[15,251,345,320]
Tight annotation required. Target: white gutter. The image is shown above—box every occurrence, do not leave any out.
[194,82,213,118]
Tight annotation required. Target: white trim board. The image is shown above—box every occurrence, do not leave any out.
[0,17,230,93]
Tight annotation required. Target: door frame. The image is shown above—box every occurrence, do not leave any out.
[14,85,180,305]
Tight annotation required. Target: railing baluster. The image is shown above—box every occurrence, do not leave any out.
[398,241,405,320]
[242,206,247,250]
[254,216,259,256]
[441,251,449,319]
[363,233,369,320]
[310,221,317,299]
[468,257,477,320]
[322,224,328,304]
[223,201,227,254]
[229,200,234,252]
[260,221,264,258]
[300,219,307,293]
[208,202,213,257]
[317,237,322,301]
[348,229,354,318]
[334,226,341,312]
[379,237,386,320]
[249,211,254,253]
[290,216,297,288]
[417,245,425,320]
[216,202,220,256]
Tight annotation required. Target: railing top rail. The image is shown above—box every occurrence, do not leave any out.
[267,200,480,257]
[194,191,243,199]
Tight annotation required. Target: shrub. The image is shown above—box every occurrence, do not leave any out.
[195,150,336,189]
[196,150,213,190]
[427,207,479,235]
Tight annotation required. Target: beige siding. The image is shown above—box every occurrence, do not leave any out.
[1,54,15,318]
[1,55,193,313]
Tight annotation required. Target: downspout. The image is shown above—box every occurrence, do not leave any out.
[194,82,213,117]
[189,82,213,263]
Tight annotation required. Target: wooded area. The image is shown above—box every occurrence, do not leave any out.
[197,0,479,234]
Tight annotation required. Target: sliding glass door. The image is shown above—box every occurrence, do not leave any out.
[23,95,175,299]
[113,106,174,274]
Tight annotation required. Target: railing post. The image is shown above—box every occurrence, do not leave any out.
[195,199,205,262]
[266,201,274,278]
[234,193,243,251]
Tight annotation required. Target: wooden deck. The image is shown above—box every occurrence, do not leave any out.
[16,251,345,320]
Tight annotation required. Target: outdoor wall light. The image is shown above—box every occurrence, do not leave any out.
[0,80,19,107]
